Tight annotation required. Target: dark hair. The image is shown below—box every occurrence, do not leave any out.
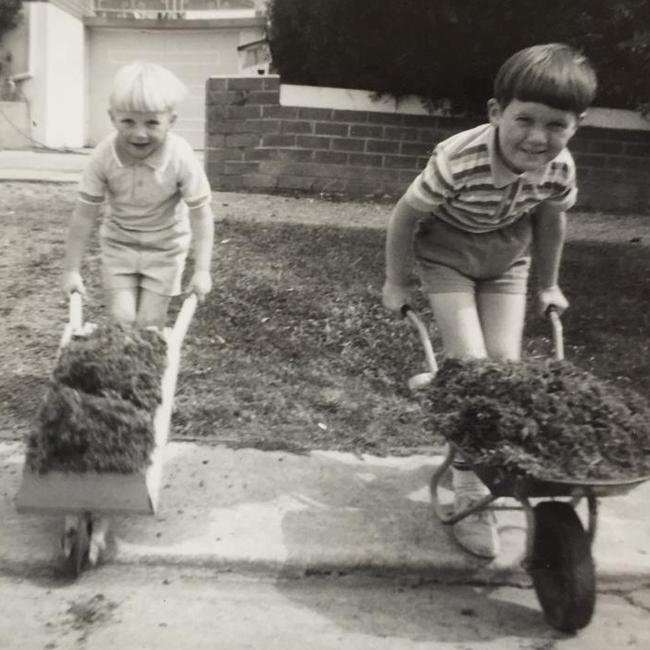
[494,43,597,114]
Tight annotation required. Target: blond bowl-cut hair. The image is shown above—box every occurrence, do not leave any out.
[109,61,188,113]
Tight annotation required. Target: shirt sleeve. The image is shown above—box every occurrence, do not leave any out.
[543,155,577,212]
[403,145,455,212]
[177,141,212,211]
[77,147,107,205]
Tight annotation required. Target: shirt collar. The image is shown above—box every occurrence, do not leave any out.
[486,125,546,187]
[111,133,170,170]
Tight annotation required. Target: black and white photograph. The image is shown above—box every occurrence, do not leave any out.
[0,1,649,648]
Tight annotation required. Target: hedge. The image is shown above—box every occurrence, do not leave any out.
[0,0,22,42]
[267,0,650,114]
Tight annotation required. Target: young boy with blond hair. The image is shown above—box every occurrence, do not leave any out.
[63,61,214,328]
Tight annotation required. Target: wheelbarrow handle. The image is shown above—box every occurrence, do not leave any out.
[401,305,438,375]
[546,306,565,361]
[68,290,83,332]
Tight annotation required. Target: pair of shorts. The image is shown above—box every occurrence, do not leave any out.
[414,214,532,295]
[100,219,191,296]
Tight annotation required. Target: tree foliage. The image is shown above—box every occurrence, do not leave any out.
[0,0,22,43]
[268,0,650,113]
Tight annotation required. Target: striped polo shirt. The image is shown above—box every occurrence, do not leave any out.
[404,123,577,233]
[78,132,212,232]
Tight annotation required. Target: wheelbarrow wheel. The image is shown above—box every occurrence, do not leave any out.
[529,501,595,633]
[62,513,93,577]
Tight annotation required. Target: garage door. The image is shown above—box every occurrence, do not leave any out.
[87,28,242,149]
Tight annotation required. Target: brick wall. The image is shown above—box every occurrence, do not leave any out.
[205,75,650,212]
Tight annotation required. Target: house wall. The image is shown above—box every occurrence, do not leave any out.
[24,1,86,148]
[5,5,264,150]
[205,75,650,213]
[85,20,264,148]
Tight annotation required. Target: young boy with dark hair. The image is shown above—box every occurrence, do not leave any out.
[383,43,597,558]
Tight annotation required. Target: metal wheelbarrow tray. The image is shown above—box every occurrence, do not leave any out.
[15,292,197,517]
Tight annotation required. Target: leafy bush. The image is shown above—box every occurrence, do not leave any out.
[427,358,650,481]
[0,0,22,42]
[268,0,650,113]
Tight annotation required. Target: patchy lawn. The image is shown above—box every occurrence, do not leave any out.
[1,182,648,456]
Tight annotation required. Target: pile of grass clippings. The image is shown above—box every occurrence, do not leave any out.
[26,325,167,474]
[427,358,650,481]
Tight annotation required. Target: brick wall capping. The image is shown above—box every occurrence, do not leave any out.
[279,83,650,132]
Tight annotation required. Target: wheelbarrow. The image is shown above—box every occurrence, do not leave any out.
[403,305,650,633]
[15,291,198,577]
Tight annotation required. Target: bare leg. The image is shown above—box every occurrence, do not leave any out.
[107,287,138,325]
[136,288,172,329]
[426,292,487,359]
[477,292,527,361]
[426,291,500,558]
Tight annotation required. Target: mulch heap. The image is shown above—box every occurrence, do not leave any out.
[26,324,168,475]
[426,358,650,481]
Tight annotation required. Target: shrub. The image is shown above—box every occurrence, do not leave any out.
[0,0,22,43]
[268,0,650,113]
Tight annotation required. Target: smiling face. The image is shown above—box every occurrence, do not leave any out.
[109,109,176,160]
[488,99,581,173]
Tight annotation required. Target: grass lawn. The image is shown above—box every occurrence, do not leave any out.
[1,182,648,456]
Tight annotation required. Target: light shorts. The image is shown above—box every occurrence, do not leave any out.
[414,213,533,295]
[100,219,191,297]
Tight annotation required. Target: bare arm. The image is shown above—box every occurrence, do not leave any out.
[62,201,101,294]
[383,196,426,311]
[187,203,215,301]
[532,203,569,314]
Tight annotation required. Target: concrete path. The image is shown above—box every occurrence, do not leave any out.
[2,441,650,587]
[0,149,89,182]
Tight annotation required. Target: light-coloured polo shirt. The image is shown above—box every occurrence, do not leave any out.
[78,132,212,232]
[404,123,577,234]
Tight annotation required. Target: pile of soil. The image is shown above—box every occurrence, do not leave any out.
[427,358,650,481]
[26,325,167,474]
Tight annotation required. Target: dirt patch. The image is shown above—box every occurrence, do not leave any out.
[66,593,119,643]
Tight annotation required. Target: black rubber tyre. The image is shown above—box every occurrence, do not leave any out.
[529,501,596,632]
[64,513,92,577]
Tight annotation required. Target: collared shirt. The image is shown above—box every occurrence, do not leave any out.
[78,132,212,232]
[404,123,577,233]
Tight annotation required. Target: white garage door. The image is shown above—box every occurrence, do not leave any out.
[87,27,243,149]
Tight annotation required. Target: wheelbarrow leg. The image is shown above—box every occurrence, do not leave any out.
[88,516,110,566]
[61,512,92,577]
[430,446,498,524]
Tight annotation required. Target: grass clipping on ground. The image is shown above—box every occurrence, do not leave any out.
[427,358,650,481]
[26,325,167,474]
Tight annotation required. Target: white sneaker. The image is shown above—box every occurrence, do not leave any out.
[450,467,499,559]
[452,493,500,559]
